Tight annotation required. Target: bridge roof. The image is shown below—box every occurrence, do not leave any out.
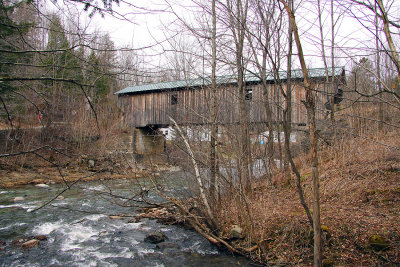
[115,67,344,95]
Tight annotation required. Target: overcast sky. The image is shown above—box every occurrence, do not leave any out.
[46,0,400,76]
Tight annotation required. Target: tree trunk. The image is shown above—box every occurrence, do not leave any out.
[169,116,216,229]
[226,0,251,192]
[279,1,322,265]
[285,0,294,180]
[375,1,383,132]
[330,0,335,121]
[209,0,218,205]
[377,0,400,95]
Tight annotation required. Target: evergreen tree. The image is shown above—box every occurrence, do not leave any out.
[0,1,31,93]
[0,0,33,123]
[86,34,117,101]
[45,15,83,93]
[87,51,110,100]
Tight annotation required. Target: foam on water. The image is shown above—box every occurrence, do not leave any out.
[0,178,253,267]
[0,222,27,231]
[90,248,135,261]
[124,222,143,230]
[0,202,41,212]
[50,201,68,206]
[184,240,219,255]
[137,247,155,256]
[82,184,106,191]
[85,214,107,221]
[60,224,100,250]
[32,221,65,235]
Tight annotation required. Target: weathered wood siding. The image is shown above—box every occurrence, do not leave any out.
[118,77,342,127]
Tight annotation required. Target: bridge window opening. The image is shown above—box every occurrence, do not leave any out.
[171,94,178,105]
[245,88,253,101]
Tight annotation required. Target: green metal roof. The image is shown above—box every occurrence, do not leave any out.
[115,67,344,95]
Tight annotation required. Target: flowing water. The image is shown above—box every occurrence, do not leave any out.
[0,172,253,266]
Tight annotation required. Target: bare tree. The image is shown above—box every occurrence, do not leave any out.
[279,1,322,265]
[225,0,252,192]
[209,0,218,205]
[245,0,276,182]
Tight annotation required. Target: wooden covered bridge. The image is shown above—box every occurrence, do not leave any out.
[115,67,345,154]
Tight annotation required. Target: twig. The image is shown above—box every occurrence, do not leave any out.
[0,96,14,130]
[30,170,104,212]
[0,145,71,158]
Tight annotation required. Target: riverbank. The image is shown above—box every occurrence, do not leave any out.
[0,168,137,188]
[0,158,178,188]
[214,133,400,265]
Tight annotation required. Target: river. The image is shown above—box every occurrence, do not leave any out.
[0,171,254,266]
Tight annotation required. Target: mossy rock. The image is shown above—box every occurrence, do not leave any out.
[365,190,376,196]
[321,224,329,232]
[322,258,335,267]
[369,235,390,251]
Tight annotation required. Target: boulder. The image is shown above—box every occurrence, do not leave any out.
[88,160,95,168]
[144,231,168,244]
[322,258,335,267]
[56,195,64,200]
[229,225,243,239]
[35,184,49,188]
[369,235,390,251]
[14,197,25,202]
[12,237,28,245]
[22,239,39,249]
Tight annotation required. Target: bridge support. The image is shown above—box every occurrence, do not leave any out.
[132,127,164,160]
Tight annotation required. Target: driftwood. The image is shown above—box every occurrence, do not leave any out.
[148,178,268,264]
[159,192,243,255]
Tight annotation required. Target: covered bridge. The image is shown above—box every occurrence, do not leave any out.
[116,67,345,129]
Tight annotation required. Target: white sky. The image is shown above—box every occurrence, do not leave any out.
[45,0,400,77]
[46,0,174,48]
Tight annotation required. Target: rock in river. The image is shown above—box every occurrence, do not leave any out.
[22,239,39,249]
[144,231,168,244]
[109,215,125,220]
[35,184,49,188]
[14,197,25,202]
